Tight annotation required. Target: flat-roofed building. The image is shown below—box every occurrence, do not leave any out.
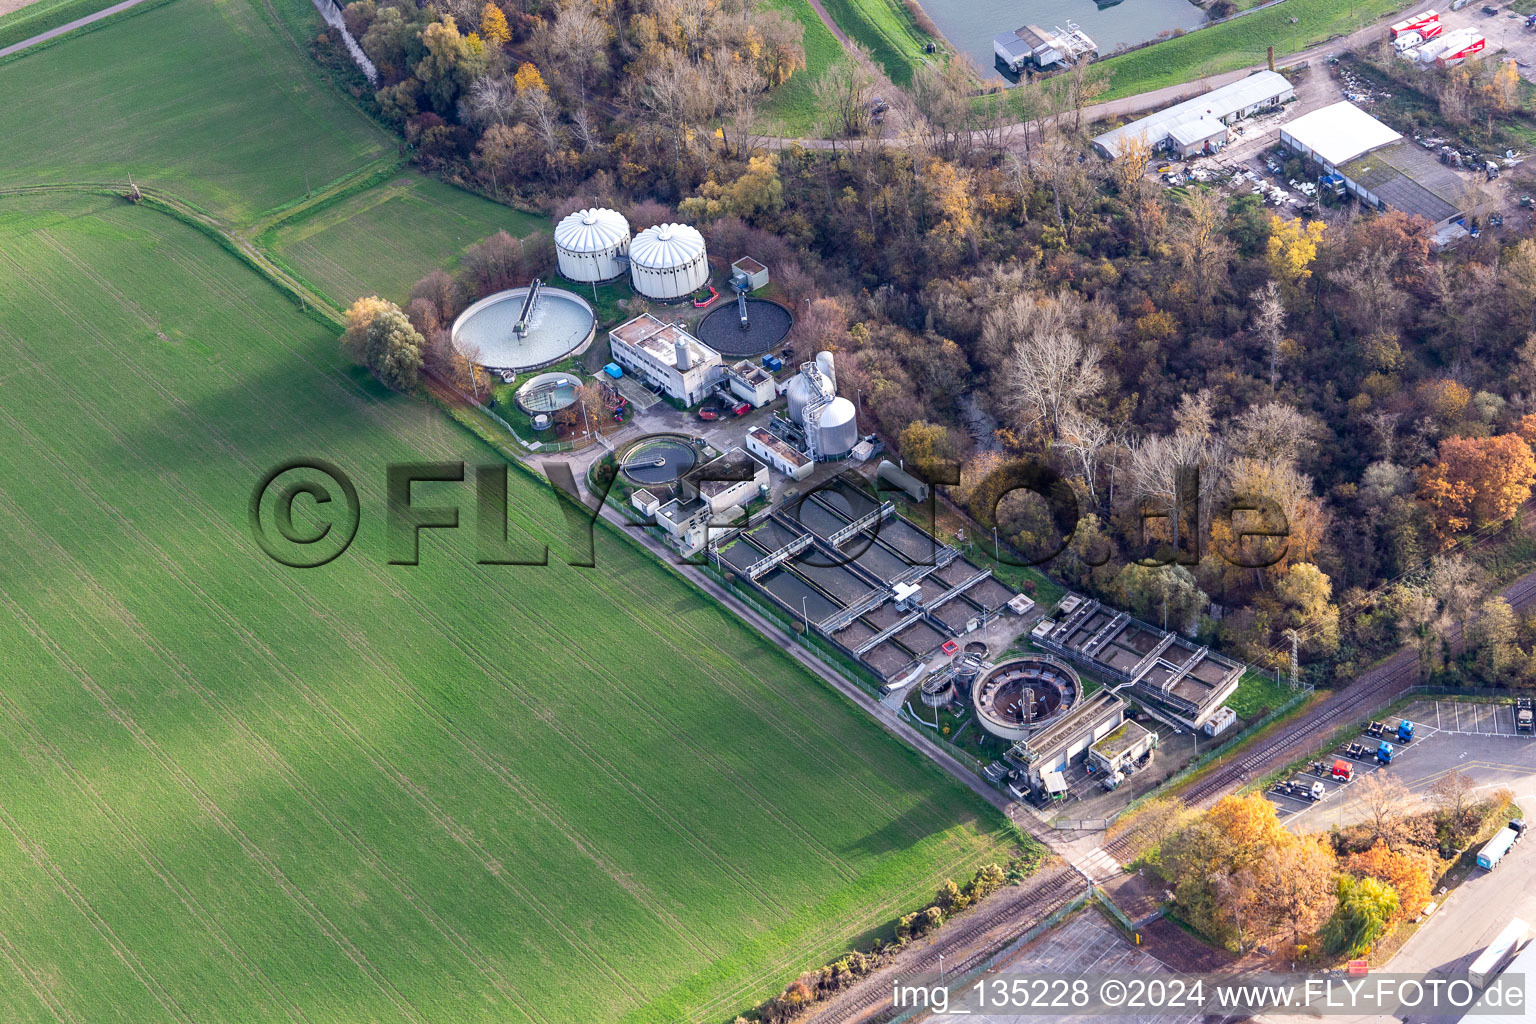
[1006,690,1127,790]
[1279,100,1403,172]
[727,360,777,408]
[1281,100,1478,231]
[745,425,814,481]
[681,448,768,514]
[608,314,722,406]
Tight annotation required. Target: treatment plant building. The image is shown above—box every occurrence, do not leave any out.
[608,313,723,406]
[1091,70,1295,159]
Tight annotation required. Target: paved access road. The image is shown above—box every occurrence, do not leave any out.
[0,0,150,58]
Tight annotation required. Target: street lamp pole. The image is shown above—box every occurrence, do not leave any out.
[993,526,1000,565]
[802,596,810,633]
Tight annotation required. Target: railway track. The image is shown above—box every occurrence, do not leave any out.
[807,865,1088,1024]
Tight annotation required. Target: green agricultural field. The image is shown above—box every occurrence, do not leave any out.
[0,1,1024,1021]
[264,171,545,307]
[1098,0,1415,100]
[0,0,388,221]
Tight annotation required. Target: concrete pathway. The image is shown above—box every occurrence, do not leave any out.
[0,0,150,59]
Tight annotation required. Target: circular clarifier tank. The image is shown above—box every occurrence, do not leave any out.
[451,285,596,372]
[620,436,699,486]
[972,656,1081,741]
[696,298,793,357]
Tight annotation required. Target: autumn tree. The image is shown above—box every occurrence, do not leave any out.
[1253,835,1339,948]
[479,2,509,46]
[1416,433,1536,542]
[1162,794,1294,947]
[341,296,424,391]
[1468,595,1520,681]
[1265,215,1326,295]
[1344,841,1434,924]
[898,421,961,475]
[1170,188,1232,308]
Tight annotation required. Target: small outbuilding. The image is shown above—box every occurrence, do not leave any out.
[731,256,769,291]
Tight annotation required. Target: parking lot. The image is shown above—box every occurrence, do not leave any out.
[1265,699,1536,834]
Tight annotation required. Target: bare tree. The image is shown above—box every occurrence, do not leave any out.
[1250,282,1286,388]
[987,293,1105,437]
[1430,768,1478,841]
[1356,771,1414,850]
[463,74,517,129]
[1228,402,1323,466]
[1058,411,1112,505]
[813,50,877,143]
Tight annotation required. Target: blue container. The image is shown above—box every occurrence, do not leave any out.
[761,354,783,372]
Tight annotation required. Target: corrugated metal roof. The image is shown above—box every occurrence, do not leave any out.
[1338,140,1472,223]
[1281,100,1402,166]
[1092,70,1293,158]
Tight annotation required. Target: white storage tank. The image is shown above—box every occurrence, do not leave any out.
[815,351,836,389]
[786,372,813,424]
[817,397,858,457]
[554,207,630,283]
[629,223,709,300]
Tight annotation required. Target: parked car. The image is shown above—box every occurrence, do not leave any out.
[697,408,719,421]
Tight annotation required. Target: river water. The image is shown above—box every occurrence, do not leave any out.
[923,0,1210,82]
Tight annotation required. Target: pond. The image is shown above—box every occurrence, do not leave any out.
[922,0,1209,82]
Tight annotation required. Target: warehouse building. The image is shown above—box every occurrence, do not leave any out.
[1091,70,1294,159]
[1280,100,1477,231]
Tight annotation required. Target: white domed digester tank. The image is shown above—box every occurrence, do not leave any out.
[817,397,858,458]
[628,223,709,300]
[554,207,631,283]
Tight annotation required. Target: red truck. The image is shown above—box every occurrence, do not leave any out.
[1331,759,1355,782]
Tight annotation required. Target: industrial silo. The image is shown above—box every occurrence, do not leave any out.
[816,397,858,458]
[628,223,709,300]
[554,207,630,283]
[815,350,836,389]
[785,371,813,424]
